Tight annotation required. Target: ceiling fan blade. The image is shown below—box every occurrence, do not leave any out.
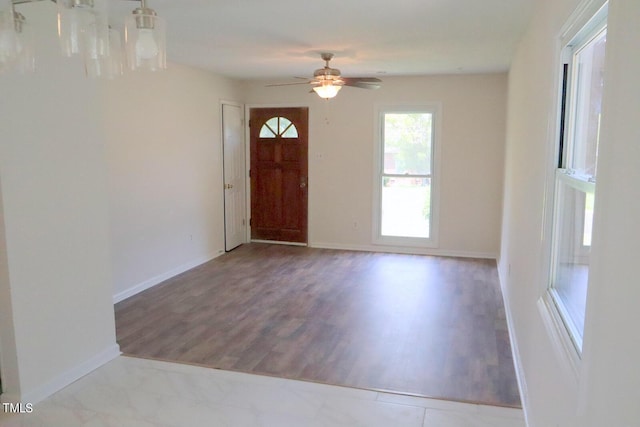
[266,81,312,87]
[342,77,382,90]
[343,77,382,82]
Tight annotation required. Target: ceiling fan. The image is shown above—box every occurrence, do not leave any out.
[268,53,382,99]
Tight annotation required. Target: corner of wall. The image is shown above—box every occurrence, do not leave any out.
[113,251,222,304]
[19,344,121,405]
[0,179,21,402]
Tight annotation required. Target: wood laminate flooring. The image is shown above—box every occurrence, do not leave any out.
[115,243,521,407]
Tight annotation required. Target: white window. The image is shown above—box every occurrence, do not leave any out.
[548,3,607,354]
[373,106,439,247]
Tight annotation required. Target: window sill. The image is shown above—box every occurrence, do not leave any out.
[537,294,581,382]
[373,235,438,249]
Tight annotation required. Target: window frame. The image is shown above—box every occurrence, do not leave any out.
[372,104,441,248]
[541,0,608,366]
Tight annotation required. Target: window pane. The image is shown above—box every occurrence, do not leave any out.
[260,116,298,138]
[383,113,432,175]
[583,191,595,246]
[552,180,592,347]
[278,117,291,134]
[569,29,606,178]
[281,123,298,138]
[260,122,276,138]
[381,177,431,238]
[266,117,279,131]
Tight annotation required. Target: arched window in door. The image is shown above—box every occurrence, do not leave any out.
[259,117,299,138]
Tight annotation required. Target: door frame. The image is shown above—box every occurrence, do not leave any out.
[244,103,311,245]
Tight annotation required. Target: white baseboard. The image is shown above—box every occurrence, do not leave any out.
[310,241,498,260]
[113,252,221,304]
[1,343,121,405]
[498,267,531,427]
[251,239,307,247]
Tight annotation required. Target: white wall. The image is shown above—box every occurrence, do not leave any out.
[0,0,243,403]
[500,0,640,425]
[102,64,243,301]
[578,0,640,425]
[0,2,118,403]
[244,74,507,258]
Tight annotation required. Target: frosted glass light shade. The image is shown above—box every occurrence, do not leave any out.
[0,0,18,71]
[313,82,342,99]
[85,28,123,79]
[57,0,109,58]
[13,11,34,74]
[105,28,124,78]
[124,12,166,71]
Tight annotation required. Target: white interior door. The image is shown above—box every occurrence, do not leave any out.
[222,103,246,251]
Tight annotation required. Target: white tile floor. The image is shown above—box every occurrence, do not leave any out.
[0,356,526,427]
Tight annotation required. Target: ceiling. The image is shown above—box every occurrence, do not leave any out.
[110,0,534,81]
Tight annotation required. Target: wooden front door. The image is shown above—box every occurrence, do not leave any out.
[250,107,308,243]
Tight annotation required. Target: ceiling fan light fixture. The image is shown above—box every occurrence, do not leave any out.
[313,81,342,99]
[267,52,382,97]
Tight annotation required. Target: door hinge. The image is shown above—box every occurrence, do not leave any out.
[249,169,251,178]
[249,218,252,226]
